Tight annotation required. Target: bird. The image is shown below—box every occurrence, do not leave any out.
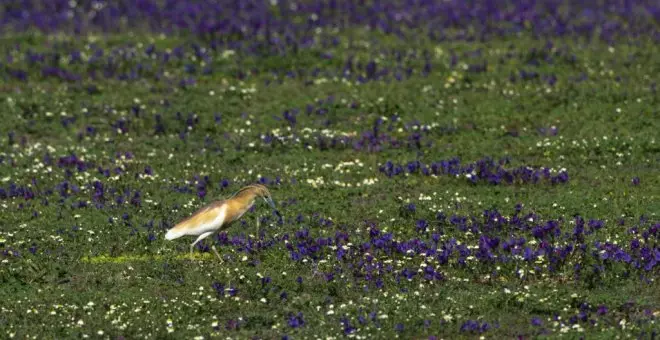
[164,183,278,261]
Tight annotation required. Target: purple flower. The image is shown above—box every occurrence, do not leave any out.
[406,203,416,213]
[341,317,356,334]
[211,281,225,297]
[130,191,141,207]
[416,219,428,233]
[287,312,305,328]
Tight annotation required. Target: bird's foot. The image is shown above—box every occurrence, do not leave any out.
[211,245,223,263]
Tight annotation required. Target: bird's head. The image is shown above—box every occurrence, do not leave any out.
[236,184,278,211]
[254,184,276,210]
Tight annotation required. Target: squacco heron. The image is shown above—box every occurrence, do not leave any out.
[165,184,278,260]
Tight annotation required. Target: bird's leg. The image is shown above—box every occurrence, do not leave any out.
[211,245,223,263]
[256,215,260,238]
[189,231,213,258]
[312,261,322,278]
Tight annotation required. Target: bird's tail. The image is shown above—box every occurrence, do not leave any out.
[164,227,185,240]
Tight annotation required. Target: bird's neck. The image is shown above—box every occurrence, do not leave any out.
[233,191,258,207]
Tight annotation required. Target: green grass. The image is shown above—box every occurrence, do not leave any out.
[0,31,658,339]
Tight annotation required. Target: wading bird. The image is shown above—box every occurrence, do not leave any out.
[165,184,278,261]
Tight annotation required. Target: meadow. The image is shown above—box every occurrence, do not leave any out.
[0,1,659,338]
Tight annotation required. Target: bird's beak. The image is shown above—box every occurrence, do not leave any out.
[265,197,276,209]
[265,197,281,217]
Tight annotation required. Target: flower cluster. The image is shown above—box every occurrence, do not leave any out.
[379,157,569,185]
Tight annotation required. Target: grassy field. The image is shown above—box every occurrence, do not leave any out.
[1,1,659,339]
